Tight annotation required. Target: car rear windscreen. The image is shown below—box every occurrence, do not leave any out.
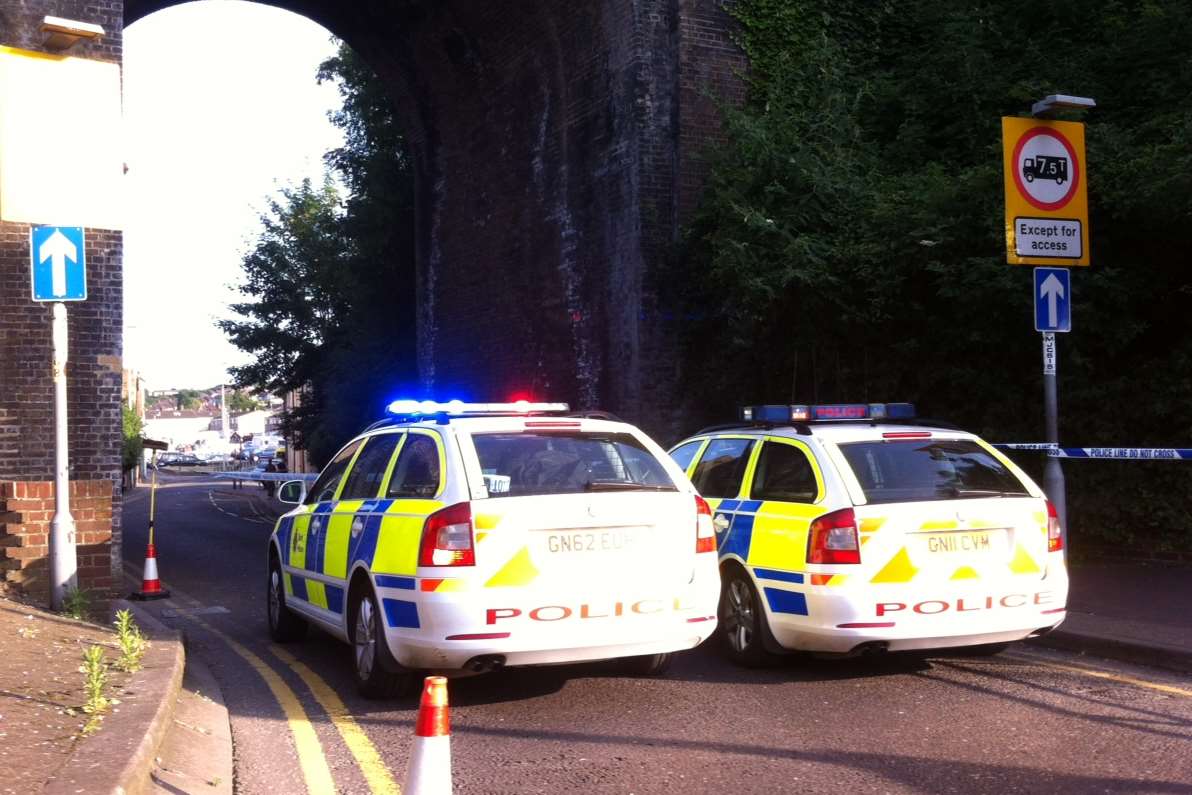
[472,431,677,497]
[838,439,1031,504]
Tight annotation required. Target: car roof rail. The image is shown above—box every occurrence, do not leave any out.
[692,421,813,436]
[565,410,623,422]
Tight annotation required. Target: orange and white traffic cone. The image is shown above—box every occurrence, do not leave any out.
[131,542,170,600]
[404,675,453,795]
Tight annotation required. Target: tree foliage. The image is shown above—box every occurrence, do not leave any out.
[121,405,143,473]
[220,43,417,467]
[671,0,1192,552]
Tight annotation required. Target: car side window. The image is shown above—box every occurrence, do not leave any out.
[386,434,441,499]
[751,441,818,503]
[304,440,362,505]
[668,440,704,475]
[338,434,402,500]
[691,438,755,499]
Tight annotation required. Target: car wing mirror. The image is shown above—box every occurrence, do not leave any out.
[278,479,306,505]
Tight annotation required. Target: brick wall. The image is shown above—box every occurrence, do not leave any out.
[0,480,115,600]
[0,0,125,598]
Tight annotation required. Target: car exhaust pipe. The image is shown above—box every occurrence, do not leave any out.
[464,654,506,673]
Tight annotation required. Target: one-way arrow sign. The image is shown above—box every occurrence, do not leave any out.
[30,226,86,302]
[1034,267,1070,333]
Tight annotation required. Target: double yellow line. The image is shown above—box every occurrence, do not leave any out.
[129,569,400,795]
[186,615,401,795]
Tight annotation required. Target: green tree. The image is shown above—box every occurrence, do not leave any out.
[672,0,1192,552]
[174,389,202,411]
[220,43,417,467]
[121,405,143,473]
[226,390,262,413]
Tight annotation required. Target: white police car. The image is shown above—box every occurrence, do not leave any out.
[268,401,720,697]
[668,404,1068,664]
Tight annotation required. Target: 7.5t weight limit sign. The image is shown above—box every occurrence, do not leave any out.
[1002,117,1090,266]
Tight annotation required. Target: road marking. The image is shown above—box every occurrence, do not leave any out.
[207,489,270,524]
[270,645,401,795]
[1013,651,1192,697]
[184,616,337,795]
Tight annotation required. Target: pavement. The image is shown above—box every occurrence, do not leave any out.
[39,478,1192,794]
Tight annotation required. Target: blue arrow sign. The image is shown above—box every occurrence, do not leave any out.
[1034,267,1070,333]
[30,226,87,302]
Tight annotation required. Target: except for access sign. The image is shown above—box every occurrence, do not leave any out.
[1002,117,1090,266]
[1034,267,1071,333]
[30,226,86,301]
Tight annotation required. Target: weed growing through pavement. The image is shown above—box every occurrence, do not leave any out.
[60,587,91,621]
[80,644,110,735]
[114,609,148,673]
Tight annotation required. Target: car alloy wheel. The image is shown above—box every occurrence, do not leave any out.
[724,577,755,654]
[355,596,378,682]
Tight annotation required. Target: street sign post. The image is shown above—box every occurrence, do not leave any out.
[1034,267,1071,333]
[30,225,86,610]
[30,226,86,301]
[1002,117,1090,267]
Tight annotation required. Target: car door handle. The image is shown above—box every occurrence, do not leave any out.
[713,513,731,532]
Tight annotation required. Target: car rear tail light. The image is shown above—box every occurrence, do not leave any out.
[1046,500,1063,552]
[807,508,861,564]
[695,495,716,553]
[419,502,476,566]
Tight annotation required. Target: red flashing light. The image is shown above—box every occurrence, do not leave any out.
[882,431,932,439]
[419,502,476,567]
[807,508,861,564]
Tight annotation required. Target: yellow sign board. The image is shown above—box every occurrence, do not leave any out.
[1002,117,1089,266]
[0,45,123,230]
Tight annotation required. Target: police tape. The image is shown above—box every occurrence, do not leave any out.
[212,471,320,482]
[996,444,1192,460]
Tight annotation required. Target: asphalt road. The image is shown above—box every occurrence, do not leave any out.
[122,477,1192,795]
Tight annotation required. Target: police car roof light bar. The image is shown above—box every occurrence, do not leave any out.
[385,399,570,416]
[740,403,916,424]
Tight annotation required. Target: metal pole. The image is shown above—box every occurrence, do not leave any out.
[49,302,78,610]
[1041,332,1068,554]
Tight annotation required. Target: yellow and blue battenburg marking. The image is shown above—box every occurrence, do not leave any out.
[716,500,811,616]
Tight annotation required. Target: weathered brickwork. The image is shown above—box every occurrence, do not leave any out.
[0,0,745,598]
[0,479,115,600]
[0,0,124,598]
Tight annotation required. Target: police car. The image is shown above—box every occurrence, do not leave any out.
[668,403,1067,665]
[267,401,720,697]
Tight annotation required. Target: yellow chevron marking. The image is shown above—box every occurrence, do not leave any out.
[870,547,919,584]
[859,517,886,534]
[860,535,874,547]
[475,531,489,544]
[950,565,980,580]
[484,546,539,588]
[475,513,501,530]
[1009,544,1042,574]
[920,520,958,531]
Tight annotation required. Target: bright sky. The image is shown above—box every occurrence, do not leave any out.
[123,0,344,392]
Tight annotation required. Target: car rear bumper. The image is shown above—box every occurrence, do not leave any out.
[379,582,720,670]
[765,571,1069,654]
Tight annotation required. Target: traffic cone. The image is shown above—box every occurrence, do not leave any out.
[404,675,453,795]
[130,542,170,601]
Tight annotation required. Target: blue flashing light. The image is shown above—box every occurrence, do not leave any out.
[386,399,571,417]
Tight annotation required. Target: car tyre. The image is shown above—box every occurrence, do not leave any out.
[719,566,780,667]
[267,554,307,643]
[621,652,674,677]
[351,586,417,699]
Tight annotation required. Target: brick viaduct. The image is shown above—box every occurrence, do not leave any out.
[0,0,744,599]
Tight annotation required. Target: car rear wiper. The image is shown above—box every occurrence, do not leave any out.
[945,488,1021,498]
[583,480,676,492]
